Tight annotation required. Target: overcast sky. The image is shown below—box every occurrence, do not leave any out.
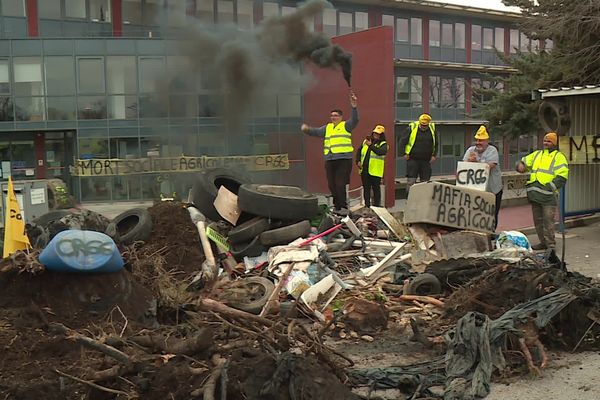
[428,0,520,12]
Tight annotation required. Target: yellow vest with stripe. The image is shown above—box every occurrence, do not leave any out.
[522,149,569,192]
[324,121,353,155]
[405,122,436,155]
[359,140,387,177]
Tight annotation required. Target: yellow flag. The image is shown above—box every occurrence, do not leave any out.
[3,176,30,258]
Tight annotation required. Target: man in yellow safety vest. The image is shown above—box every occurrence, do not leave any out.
[356,124,388,207]
[516,132,569,250]
[399,113,439,192]
[301,90,359,214]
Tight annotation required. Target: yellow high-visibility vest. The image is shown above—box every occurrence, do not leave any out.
[324,121,353,155]
[405,122,436,155]
[522,149,569,193]
[359,140,387,177]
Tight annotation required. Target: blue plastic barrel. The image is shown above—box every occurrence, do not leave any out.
[39,230,124,273]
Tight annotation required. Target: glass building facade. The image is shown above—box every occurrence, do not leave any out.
[0,1,541,202]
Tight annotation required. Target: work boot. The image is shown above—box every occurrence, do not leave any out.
[531,243,547,251]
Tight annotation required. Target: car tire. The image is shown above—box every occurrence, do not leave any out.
[403,273,442,296]
[259,220,312,247]
[238,184,319,221]
[31,210,72,227]
[225,276,275,315]
[230,236,266,260]
[228,217,271,245]
[106,208,153,244]
[190,168,252,222]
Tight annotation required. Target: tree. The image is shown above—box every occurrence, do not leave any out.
[503,0,600,84]
[473,50,561,138]
[475,1,600,138]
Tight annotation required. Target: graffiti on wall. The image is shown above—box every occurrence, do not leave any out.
[559,135,600,164]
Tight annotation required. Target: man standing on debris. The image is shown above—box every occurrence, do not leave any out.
[301,91,359,213]
[516,132,569,250]
[463,125,503,230]
[356,124,389,207]
[399,113,439,192]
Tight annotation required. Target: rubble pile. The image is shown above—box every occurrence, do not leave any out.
[1,171,599,400]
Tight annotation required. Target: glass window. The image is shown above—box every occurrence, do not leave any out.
[0,60,9,94]
[382,14,394,27]
[483,28,493,50]
[520,32,529,51]
[339,12,352,35]
[278,94,301,117]
[123,0,142,25]
[411,76,422,107]
[0,97,13,121]
[198,94,220,117]
[47,96,76,120]
[395,76,409,106]
[322,8,336,38]
[456,78,465,106]
[14,57,44,97]
[510,29,519,53]
[281,6,295,16]
[455,23,465,48]
[143,0,161,25]
[90,0,111,22]
[169,94,197,117]
[441,23,453,47]
[139,94,166,117]
[108,95,138,119]
[139,57,165,93]
[2,0,25,16]
[262,1,279,18]
[471,25,482,50]
[78,96,107,119]
[166,0,185,26]
[355,11,368,31]
[38,0,61,19]
[78,58,105,94]
[396,18,408,42]
[429,20,440,47]
[196,0,214,23]
[237,0,253,30]
[410,18,422,45]
[441,78,453,107]
[45,57,76,96]
[65,0,86,19]
[217,0,234,23]
[253,95,277,117]
[107,56,137,94]
[15,97,45,121]
[495,27,504,51]
[429,76,440,108]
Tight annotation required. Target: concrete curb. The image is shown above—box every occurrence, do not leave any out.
[517,214,600,236]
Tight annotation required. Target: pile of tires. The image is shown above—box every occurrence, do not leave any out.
[188,169,320,260]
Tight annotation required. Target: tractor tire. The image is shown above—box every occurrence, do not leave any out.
[228,216,271,245]
[106,208,153,244]
[259,220,312,247]
[190,168,252,222]
[238,184,319,221]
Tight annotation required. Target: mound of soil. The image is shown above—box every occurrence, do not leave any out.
[145,201,205,273]
[0,269,156,399]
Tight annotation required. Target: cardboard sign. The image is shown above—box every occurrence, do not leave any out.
[403,182,496,233]
[456,161,490,192]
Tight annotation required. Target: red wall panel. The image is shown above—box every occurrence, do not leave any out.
[303,26,395,206]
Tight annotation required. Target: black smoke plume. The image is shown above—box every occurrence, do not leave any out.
[175,0,353,134]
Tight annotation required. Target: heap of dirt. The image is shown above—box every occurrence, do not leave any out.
[145,201,205,273]
[0,269,156,399]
